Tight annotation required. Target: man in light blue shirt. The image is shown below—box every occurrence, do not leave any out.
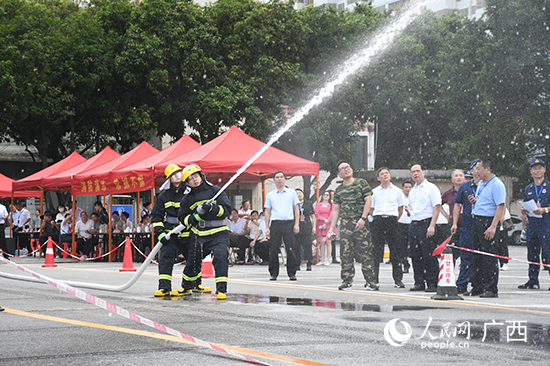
[469,158,506,298]
[264,171,300,281]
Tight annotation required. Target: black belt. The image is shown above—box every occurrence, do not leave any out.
[473,215,493,219]
[411,218,431,225]
[374,215,396,219]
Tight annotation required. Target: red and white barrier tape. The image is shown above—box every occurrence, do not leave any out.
[53,241,125,262]
[0,256,268,365]
[450,244,550,268]
[1,243,46,258]
[130,241,158,264]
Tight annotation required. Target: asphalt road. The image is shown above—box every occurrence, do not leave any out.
[1,245,549,366]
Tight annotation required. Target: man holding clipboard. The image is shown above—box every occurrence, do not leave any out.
[519,159,550,290]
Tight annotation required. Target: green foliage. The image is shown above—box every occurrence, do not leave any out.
[0,0,106,164]
[1,0,549,197]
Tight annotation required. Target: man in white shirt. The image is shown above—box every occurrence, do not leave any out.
[408,164,442,292]
[228,209,250,264]
[75,211,94,258]
[14,201,31,252]
[369,167,405,288]
[0,203,9,258]
[250,212,270,263]
[238,200,252,220]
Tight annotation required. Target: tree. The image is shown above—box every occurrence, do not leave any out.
[274,4,384,198]
[192,0,307,143]
[0,0,103,165]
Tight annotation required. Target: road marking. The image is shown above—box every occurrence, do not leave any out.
[3,307,331,366]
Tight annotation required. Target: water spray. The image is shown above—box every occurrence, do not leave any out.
[211,0,430,201]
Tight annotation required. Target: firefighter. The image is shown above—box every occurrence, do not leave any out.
[178,164,231,300]
[152,163,211,297]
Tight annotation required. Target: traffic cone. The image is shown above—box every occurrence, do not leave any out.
[201,253,214,278]
[431,244,463,301]
[119,236,136,272]
[42,237,57,268]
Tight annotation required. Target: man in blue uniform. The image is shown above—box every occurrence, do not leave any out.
[469,158,506,298]
[152,164,201,297]
[451,165,477,294]
[519,158,550,290]
[178,165,231,300]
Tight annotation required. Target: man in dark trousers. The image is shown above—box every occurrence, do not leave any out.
[519,158,550,290]
[469,158,506,298]
[0,203,9,259]
[264,171,300,281]
[295,188,315,271]
[178,164,231,300]
[369,167,405,289]
[451,165,478,294]
[408,164,442,293]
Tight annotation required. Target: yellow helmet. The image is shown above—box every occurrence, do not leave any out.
[182,164,202,182]
[164,163,182,179]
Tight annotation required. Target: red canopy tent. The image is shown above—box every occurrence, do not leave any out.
[105,135,201,193]
[39,146,121,192]
[155,126,320,205]
[158,126,319,178]
[70,142,159,261]
[0,173,41,198]
[71,142,159,196]
[12,151,87,192]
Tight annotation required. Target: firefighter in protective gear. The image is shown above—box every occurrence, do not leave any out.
[178,164,231,300]
[152,164,210,297]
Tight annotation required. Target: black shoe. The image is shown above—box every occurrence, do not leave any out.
[338,280,353,290]
[270,276,277,281]
[518,283,539,289]
[409,285,425,291]
[306,263,312,271]
[457,288,467,294]
[480,291,498,298]
[289,275,297,281]
[333,259,340,264]
[395,280,405,288]
[425,287,437,292]
[365,282,380,291]
[464,289,483,296]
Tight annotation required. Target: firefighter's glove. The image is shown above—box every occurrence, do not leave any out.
[196,202,213,215]
[187,213,203,228]
[158,232,170,245]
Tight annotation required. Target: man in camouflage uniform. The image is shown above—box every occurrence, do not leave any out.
[328,160,378,291]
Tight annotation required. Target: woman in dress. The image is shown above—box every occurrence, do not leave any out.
[315,191,334,265]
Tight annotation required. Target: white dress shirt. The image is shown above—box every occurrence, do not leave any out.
[228,217,247,234]
[398,196,412,224]
[371,183,405,217]
[409,179,442,221]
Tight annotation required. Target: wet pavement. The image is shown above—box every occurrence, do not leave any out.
[1,245,549,365]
